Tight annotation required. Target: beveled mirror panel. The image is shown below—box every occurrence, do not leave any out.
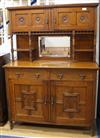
[38,36,71,58]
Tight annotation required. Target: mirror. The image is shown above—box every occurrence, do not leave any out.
[38,36,71,58]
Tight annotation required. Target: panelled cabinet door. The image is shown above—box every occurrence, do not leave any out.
[54,8,76,30]
[31,9,49,31]
[77,8,95,29]
[51,81,93,127]
[12,10,31,32]
[9,79,49,123]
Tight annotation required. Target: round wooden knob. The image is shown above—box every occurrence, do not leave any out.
[19,17,24,24]
[80,16,85,22]
[62,16,68,23]
[35,17,40,23]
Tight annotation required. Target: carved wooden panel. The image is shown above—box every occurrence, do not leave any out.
[31,9,49,31]
[9,79,49,122]
[20,90,36,115]
[51,81,93,126]
[12,10,31,32]
[77,8,95,29]
[54,8,76,30]
[63,92,80,115]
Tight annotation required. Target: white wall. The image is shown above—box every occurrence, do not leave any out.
[55,0,99,4]
[37,0,99,5]
[0,39,11,56]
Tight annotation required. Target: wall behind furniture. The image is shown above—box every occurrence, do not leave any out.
[55,0,99,4]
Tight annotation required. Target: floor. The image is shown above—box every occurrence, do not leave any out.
[0,122,96,138]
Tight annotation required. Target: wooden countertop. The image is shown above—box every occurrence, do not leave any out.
[7,3,98,10]
[4,60,99,70]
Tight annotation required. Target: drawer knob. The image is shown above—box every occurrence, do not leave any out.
[80,74,86,80]
[57,73,63,80]
[35,73,40,79]
[15,73,23,78]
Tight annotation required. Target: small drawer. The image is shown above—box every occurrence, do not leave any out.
[50,69,94,81]
[8,69,49,80]
[28,69,49,80]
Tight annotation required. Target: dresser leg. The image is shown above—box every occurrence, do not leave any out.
[90,120,96,136]
[10,121,14,129]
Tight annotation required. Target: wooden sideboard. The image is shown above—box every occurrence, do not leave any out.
[4,61,98,134]
[4,3,99,136]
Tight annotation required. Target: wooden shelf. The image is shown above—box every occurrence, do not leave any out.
[14,48,36,52]
[74,49,94,52]
[14,49,30,52]
[31,31,72,35]
[75,31,94,35]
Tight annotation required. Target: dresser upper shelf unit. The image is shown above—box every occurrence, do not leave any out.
[7,3,98,33]
[8,3,98,62]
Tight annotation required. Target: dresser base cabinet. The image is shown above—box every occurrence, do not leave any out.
[5,66,97,136]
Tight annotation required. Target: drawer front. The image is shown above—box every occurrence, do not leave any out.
[7,69,49,80]
[50,69,94,81]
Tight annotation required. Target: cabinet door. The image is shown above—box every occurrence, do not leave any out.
[9,79,49,123]
[11,10,31,32]
[77,8,95,29]
[51,81,93,127]
[31,9,49,31]
[54,8,76,30]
